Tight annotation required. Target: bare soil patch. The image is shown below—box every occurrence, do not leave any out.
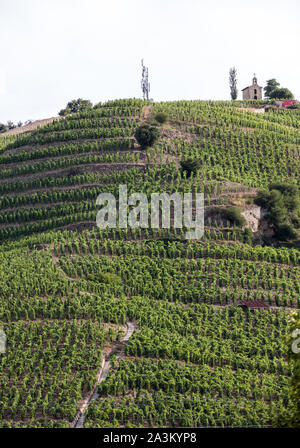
[0,117,60,138]
[141,105,153,121]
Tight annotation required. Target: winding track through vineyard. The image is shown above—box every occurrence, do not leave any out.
[73,321,136,428]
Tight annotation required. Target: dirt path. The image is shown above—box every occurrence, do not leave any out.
[50,242,137,429]
[141,105,153,121]
[72,321,136,428]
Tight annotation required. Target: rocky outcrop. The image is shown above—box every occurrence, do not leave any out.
[241,205,266,232]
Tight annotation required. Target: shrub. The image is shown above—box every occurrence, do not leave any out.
[67,167,83,177]
[242,227,254,243]
[268,189,286,209]
[269,183,299,211]
[269,182,298,197]
[98,272,122,285]
[154,112,168,124]
[290,214,300,229]
[221,207,246,227]
[287,104,300,110]
[254,189,272,208]
[265,205,286,227]
[0,123,8,133]
[59,107,71,117]
[134,124,159,148]
[180,159,200,177]
[87,272,122,285]
[275,224,297,241]
[254,184,299,243]
[255,183,298,214]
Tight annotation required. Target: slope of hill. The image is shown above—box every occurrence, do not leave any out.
[0,117,60,138]
[0,99,299,428]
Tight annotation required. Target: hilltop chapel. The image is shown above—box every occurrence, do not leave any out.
[242,75,262,100]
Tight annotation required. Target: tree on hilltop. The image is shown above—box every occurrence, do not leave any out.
[269,87,294,100]
[264,79,280,98]
[264,79,294,99]
[0,120,24,133]
[229,67,238,100]
[59,98,93,116]
[7,120,16,130]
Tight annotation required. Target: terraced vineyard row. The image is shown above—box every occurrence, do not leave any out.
[0,99,299,240]
[0,319,123,427]
[0,236,296,427]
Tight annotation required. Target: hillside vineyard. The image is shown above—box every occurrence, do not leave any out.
[0,99,299,427]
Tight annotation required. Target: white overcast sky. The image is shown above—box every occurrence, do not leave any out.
[0,0,299,122]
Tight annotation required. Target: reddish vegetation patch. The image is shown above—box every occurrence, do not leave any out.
[62,221,96,232]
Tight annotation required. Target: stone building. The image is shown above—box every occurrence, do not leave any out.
[241,75,262,100]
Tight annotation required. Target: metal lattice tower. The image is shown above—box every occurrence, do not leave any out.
[141,59,150,101]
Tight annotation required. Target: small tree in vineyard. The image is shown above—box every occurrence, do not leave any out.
[180,159,200,178]
[135,124,159,149]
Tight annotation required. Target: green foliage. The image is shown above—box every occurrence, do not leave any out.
[85,301,293,428]
[154,112,168,124]
[264,79,294,100]
[275,312,300,427]
[264,79,280,99]
[287,104,300,110]
[255,183,299,242]
[1,99,299,242]
[269,88,294,100]
[0,123,8,133]
[0,317,117,424]
[67,167,83,177]
[0,98,299,428]
[221,207,246,227]
[134,124,159,148]
[286,312,300,427]
[242,227,253,244]
[180,159,200,177]
[269,183,299,211]
[0,226,299,427]
[87,272,122,286]
[59,98,93,116]
[276,224,297,241]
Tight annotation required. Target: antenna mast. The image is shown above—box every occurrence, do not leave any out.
[141,59,150,101]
